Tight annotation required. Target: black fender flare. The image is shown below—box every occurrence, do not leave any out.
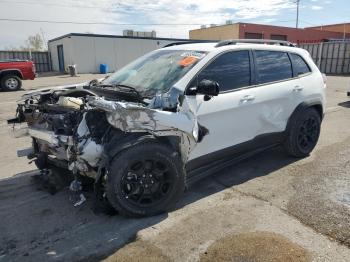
[95,133,154,183]
[105,133,156,163]
[285,100,324,136]
[95,131,182,183]
[104,131,181,163]
[94,132,182,196]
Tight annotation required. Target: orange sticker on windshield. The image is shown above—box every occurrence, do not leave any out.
[179,56,198,67]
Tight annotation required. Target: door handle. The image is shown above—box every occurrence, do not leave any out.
[240,95,255,102]
[293,85,303,91]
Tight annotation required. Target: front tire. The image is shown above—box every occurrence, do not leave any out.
[106,140,185,217]
[1,74,22,91]
[284,107,321,157]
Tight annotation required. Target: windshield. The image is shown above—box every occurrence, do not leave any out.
[102,49,207,96]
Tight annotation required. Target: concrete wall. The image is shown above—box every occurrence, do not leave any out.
[48,35,181,73]
[189,24,239,40]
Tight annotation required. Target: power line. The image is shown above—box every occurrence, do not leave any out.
[0,17,313,28]
[0,0,108,10]
[0,18,204,26]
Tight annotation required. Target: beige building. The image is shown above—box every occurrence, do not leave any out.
[48,33,191,73]
[190,24,240,40]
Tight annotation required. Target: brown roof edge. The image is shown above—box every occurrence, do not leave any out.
[306,22,350,29]
[189,23,239,32]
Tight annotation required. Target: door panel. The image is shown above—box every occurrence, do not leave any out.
[289,53,320,106]
[187,50,260,160]
[188,78,301,161]
[252,50,301,134]
[251,79,301,134]
[188,87,262,160]
[57,45,65,72]
[188,49,302,162]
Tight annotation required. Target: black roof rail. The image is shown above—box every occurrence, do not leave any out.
[215,39,296,47]
[163,40,216,48]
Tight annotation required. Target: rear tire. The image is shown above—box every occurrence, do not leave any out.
[284,107,321,157]
[106,140,185,217]
[1,74,22,91]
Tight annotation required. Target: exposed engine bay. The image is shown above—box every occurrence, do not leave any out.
[9,81,206,202]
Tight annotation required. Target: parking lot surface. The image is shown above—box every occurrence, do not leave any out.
[0,74,350,261]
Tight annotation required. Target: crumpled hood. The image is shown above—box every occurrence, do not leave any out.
[87,96,202,162]
[88,97,198,137]
[20,82,88,101]
[20,77,107,100]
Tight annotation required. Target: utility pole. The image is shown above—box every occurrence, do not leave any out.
[296,0,300,28]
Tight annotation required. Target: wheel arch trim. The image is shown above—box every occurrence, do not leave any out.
[285,100,324,134]
[104,134,178,165]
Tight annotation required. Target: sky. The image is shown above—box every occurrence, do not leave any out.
[0,0,349,49]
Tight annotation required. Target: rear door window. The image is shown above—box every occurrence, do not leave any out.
[254,50,293,84]
[290,53,311,76]
[196,50,251,92]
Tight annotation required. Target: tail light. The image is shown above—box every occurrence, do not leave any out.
[322,73,327,86]
[32,62,36,74]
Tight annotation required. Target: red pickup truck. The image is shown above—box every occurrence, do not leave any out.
[0,60,36,91]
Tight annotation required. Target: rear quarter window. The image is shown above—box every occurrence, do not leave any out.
[290,53,311,76]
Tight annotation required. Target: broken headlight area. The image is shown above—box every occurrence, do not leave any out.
[11,88,124,177]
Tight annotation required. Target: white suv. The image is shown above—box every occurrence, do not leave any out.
[10,40,326,217]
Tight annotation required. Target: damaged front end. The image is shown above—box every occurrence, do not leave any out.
[8,49,212,214]
[8,83,202,192]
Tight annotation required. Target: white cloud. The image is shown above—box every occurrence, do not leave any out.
[311,5,324,10]
[0,0,296,48]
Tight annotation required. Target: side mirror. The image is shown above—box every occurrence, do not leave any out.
[196,79,219,96]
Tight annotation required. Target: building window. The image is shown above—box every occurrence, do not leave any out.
[271,34,287,41]
[244,32,263,39]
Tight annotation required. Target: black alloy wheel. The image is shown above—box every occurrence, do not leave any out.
[284,107,321,157]
[121,159,175,207]
[106,140,185,217]
[297,116,320,152]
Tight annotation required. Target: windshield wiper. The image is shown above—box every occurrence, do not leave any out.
[97,83,142,96]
